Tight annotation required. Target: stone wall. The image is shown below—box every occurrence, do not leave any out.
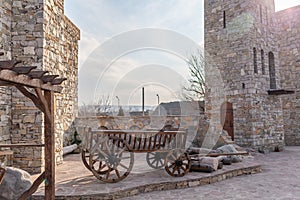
[0,0,12,145]
[9,0,45,173]
[43,0,80,165]
[0,0,79,173]
[0,88,11,144]
[204,0,285,152]
[276,6,300,145]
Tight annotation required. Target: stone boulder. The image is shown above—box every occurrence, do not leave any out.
[214,130,234,149]
[216,144,238,153]
[0,167,32,200]
[191,156,219,172]
[216,144,242,163]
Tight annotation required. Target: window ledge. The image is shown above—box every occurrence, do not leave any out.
[267,89,295,95]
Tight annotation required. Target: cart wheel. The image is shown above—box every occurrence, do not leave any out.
[81,149,92,171]
[164,149,191,177]
[89,138,134,183]
[146,151,166,169]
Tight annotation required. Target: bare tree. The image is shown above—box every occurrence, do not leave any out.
[96,95,112,115]
[78,95,112,116]
[182,50,206,101]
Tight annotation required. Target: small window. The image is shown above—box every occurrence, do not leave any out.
[266,8,268,25]
[253,47,258,73]
[261,49,265,74]
[259,5,263,23]
[223,11,226,28]
[269,52,276,89]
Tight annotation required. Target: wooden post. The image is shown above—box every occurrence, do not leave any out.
[44,90,55,199]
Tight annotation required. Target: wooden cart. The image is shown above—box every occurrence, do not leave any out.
[81,128,191,183]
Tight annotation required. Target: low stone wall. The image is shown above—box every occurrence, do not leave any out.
[69,115,208,149]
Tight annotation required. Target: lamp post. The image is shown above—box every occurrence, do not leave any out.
[116,96,120,111]
[156,94,160,116]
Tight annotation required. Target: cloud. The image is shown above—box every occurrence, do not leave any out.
[65,1,205,104]
[78,31,101,68]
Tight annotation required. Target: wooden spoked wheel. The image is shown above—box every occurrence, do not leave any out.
[89,138,134,183]
[81,149,92,171]
[146,151,166,169]
[164,149,191,177]
[82,126,109,172]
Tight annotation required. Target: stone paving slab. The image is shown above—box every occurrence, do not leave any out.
[121,146,300,200]
[31,152,260,199]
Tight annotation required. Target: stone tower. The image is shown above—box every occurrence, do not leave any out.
[204,0,285,152]
[0,0,80,173]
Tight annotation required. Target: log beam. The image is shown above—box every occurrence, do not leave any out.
[44,90,55,200]
[0,69,62,92]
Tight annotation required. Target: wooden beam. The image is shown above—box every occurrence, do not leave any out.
[35,88,51,121]
[0,80,13,86]
[44,90,55,200]
[18,172,45,200]
[28,70,49,79]
[16,85,47,114]
[51,78,67,85]
[0,70,62,92]
[41,75,59,83]
[0,60,21,69]
[0,167,5,185]
[0,143,44,148]
[12,66,37,74]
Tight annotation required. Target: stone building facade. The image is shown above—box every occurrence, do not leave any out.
[0,0,79,173]
[204,0,299,151]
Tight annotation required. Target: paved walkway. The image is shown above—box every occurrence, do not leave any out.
[32,150,260,199]
[121,146,300,200]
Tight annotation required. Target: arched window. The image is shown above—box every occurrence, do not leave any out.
[253,48,258,73]
[261,49,265,74]
[268,52,276,89]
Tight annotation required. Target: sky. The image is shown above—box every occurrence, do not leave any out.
[64,0,300,106]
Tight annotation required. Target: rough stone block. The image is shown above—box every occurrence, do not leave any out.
[0,167,32,200]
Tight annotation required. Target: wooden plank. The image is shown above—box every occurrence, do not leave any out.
[0,80,13,86]
[0,60,21,69]
[44,90,55,200]
[138,137,142,150]
[51,78,67,85]
[0,143,44,148]
[133,136,137,150]
[12,66,37,74]
[28,70,48,79]
[41,75,59,83]
[190,151,249,158]
[0,70,62,92]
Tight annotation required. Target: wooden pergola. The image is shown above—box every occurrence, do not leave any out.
[0,60,66,200]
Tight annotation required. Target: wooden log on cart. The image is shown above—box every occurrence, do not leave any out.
[63,144,78,155]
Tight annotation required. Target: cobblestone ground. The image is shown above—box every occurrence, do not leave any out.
[121,146,300,200]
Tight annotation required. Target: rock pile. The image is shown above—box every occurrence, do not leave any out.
[189,145,246,173]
